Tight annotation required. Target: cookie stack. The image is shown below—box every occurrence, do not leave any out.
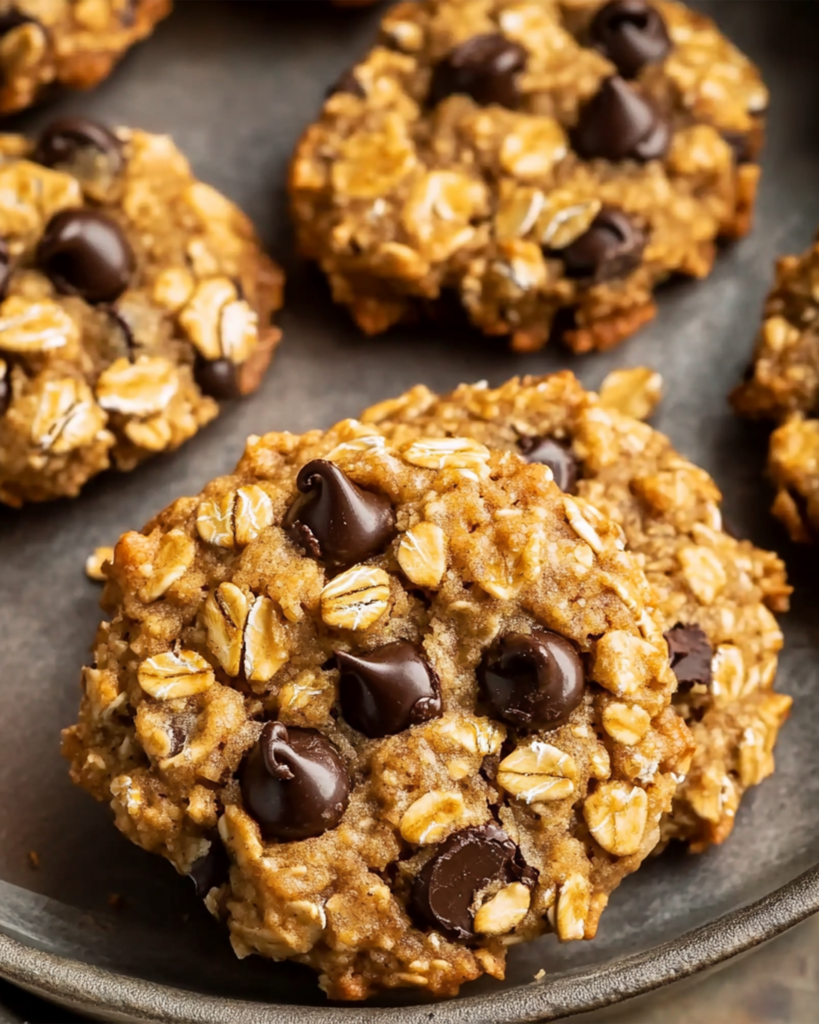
[0,0,799,1005]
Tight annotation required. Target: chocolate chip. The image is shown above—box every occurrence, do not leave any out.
[37,209,134,304]
[188,837,230,898]
[336,641,442,738]
[0,11,34,35]
[478,631,585,729]
[194,356,243,400]
[664,623,713,688]
[240,722,350,841]
[557,206,644,282]
[572,76,670,162]
[429,34,527,109]
[284,459,395,568]
[411,824,536,940]
[33,117,123,175]
[326,68,365,99]
[519,436,578,493]
[0,238,10,300]
[590,0,671,79]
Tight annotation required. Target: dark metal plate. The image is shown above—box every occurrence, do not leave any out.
[1,2,818,1021]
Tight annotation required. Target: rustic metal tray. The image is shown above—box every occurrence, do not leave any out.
[1,2,819,1022]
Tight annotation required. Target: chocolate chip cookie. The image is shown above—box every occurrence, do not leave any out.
[63,418,691,999]
[732,238,819,542]
[0,0,170,115]
[0,119,283,506]
[290,0,766,352]
[362,371,792,852]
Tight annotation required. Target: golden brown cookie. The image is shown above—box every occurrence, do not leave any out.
[64,417,690,999]
[290,0,765,351]
[0,119,283,505]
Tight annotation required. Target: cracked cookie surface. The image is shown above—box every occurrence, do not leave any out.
[290,0,765,352]
[63,417,690,1000]
[732,238,819,542]
[0,119,283,505]
[362,371,791,852]
[0,0,170,114]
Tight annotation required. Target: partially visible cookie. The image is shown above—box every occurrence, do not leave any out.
[0,119,283,506]
[290,0,765,352]
[732,238,819,541]
[362,371,792,851]
[63,417,691,1000]
[0,0,170,115]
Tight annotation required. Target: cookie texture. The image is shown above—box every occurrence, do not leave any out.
[0,120,283,506]
[732,239,819,542]
[63,419,691,999]
[0,0,170,114]
[362,371,791,851]
[290,0,766,352]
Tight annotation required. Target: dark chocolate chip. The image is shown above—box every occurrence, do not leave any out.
[166,723,187,759]
[478,630,585,729]
[33,117,123,175]
[572,76,670,162]
[240,722,350,841]
[519,436,578,493]
[37,209,134,304]
[284,459,395,568]
[194,356,243,400]
[0,11,34,35]
[411,823,536,940]
[326,68,365,99]
[188,837,230,898]
[590,0,671,79]
[0,237,10,300]
[336,641,442,738]
[556,206,645,282]
[664,623,713,688]
[429,33,527,109]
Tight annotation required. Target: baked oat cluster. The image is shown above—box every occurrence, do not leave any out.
[290,0,766,352]
[362,371,791,851]
[0,0,170,115]
[63,417,694,999]
[0,118,283,506]
[732,237,819,542]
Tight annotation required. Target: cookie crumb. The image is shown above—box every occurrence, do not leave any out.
[27,850,40,869]
[86,546,115,582]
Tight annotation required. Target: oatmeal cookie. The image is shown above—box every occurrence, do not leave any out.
[362,371,792,851]
[0,0,170,115]
[63,418,691,999]
[0,118,283,506]
[290,0,766,352]
[732,238,819,541]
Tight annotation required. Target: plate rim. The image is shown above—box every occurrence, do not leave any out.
[0,862,817,1024]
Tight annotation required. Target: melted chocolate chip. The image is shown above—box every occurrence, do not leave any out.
[194,356,243,400]
[590,0,671,79]
[572,76,670,162]
[429,33,527,109]
[336,641,442,738]
[519,436,578,493]
[478,631,585,729]
[37,209,134,304]
[327,68,365,99]
[189,837,230,898]
[240,722,350,841]
[664,623,713,688]
[557,206,645,282]
[284,459,395,568]
[411,824,536,940]
[0,238,10,300]
[33,117,123,175]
